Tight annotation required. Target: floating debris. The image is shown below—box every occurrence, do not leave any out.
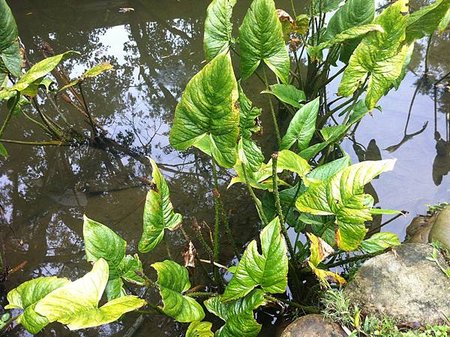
[118,7,135,13]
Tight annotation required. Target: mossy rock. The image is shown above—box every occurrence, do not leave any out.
[345,243,450,326]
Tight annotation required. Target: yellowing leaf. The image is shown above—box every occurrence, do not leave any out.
[338,0,410,110]
[35,259,145,330]
[169,52,239,168]
[307,233,334,266]
[5,277,70,334]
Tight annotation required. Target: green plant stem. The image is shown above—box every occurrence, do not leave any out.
[0,93,19,138]
[321,65,346,88]
[221,208,240,258]
[271,152,296,261]
[290,0,297,17]
[0,139,67,146]
[187,221,214,260]
[263,67,281,148]
[264,295,319,314]
[185,291,216,298]
[211,159,221,264]
[78,82,98,137]
[241,163,269,226]
[0,314,20,335]
[325,252,377,268]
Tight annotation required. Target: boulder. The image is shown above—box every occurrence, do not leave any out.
[430,206,450,250]
[405,205,450,250]
[345,243,450,325]
[280,314,346,337]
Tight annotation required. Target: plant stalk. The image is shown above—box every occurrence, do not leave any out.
[272,152,297,261]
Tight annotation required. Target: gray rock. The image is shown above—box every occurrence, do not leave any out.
[280,314,346,337]
[345,243,450,325]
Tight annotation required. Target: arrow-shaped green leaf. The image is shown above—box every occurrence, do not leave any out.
[169,52,239,168]
[239,0,290,83]
[138,159,183,253]
[205,290,266,337]
[222,218,288,301]
[6,277,70,334]
[35,259,146,330]
[152,260,205,323]
[204,0,237,60]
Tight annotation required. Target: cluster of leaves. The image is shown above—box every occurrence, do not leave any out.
[0,0,114,156]
[3,0,450,336]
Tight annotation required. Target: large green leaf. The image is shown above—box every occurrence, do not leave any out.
[338,0,409,110]
[152,260,205,323]
[83,216,144,300]
[5,277,70,334]
[186,321,214,337]
[360,232,400,253]
[84,216,126,278]
[222,218,288,301]
[204,0,236,60]
[323,0,375,62]
[205,290,266,337]
[35,259,146,330]
[296,160,396,250]
[311,24,383,59]
[238,83,264,172]
[239,0,290,83]
[307,155,351,181]
[0,0,20,77]
[280,97,319,151]
[0,52,77,100]
[262,84,306,109]
[298,109,369,161]
[406,0,450,42]
[138,159,183,253]
[169,52,239,168]
[1,42,21,77]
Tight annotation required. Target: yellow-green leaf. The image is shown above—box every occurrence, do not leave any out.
[5,277,70,334]
[35,259,146,330]
[169,52,239,168]
[239,0,290,83]
[204,0,236,60]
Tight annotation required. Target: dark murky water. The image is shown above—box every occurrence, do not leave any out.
[0,0,449,336]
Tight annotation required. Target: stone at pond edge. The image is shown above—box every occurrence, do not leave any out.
[405,205,450,250]
[280,314,346,337]
[345,243,450,326]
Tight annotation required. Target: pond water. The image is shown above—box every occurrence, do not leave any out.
[0,0,449,336]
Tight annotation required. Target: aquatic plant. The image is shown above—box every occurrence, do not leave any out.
[1,0,449,336]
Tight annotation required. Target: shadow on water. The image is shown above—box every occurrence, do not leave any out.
[0,0,449,336]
